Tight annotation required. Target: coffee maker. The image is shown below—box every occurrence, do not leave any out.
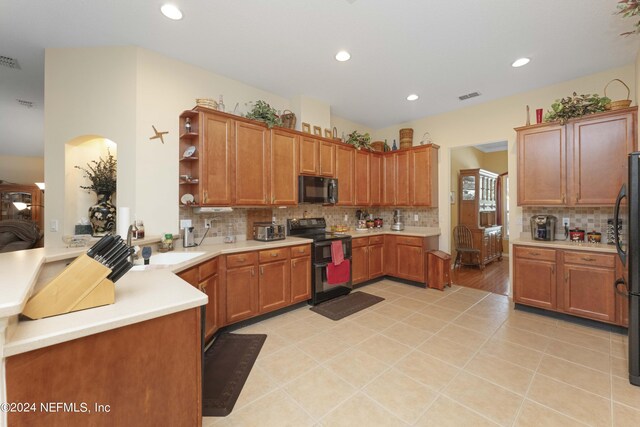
[530,215,557,241]
[391,209,405,231]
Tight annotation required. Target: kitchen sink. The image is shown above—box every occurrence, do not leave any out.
[130,251,206,271]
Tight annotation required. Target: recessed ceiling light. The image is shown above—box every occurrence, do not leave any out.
[161,4,183,20]
[335,51,351,62]
[511,57,530,68]
[407,94,419,101]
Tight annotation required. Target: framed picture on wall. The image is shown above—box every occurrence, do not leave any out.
[313,126,322,136]
[324,129,332,138]
[302,122,311,133]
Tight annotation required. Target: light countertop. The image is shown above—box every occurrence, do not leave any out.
[511,236,617,254]
[347,226,441,238]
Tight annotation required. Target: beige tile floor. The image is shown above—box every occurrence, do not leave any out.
[203,279,640,427]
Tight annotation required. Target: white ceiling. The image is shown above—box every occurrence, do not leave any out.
[1,0,638,157]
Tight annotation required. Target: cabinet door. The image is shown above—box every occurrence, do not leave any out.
[234,121,270,205]
[225,265,258,323]
[562,264,616,323]
[384,235,397,276]
[335,145,355,206]
[271,129,298,205]
[200,275,219,342]
[513,257,556,310]
[410,147,436,206]
[259,260,290,314]
[354,150,371,206]
[299,136,318,175]
[517,125,566,205]
[370,153,382,206]
[290,256,311,303]
[395,151,411,206]
[368,244,384,279]
[202,113,233,205]
[396,244,425,282]
[319,141,336,177]
[351,245,369,285]
[382,154,396,205]
[571,111,636,205]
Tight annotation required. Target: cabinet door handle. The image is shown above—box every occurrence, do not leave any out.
[204,190,208,202]
[562,193,565,203]
[292,259,297,267]
[581,257,596,262]
[564,272,568,281]
[199,282,208,291]
[251,267,255,276]
[260,266,264,275]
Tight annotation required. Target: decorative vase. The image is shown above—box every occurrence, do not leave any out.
[89,192,116,237]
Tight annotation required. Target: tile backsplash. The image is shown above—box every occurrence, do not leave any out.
[180,205,439,241]
[522,207,617,242]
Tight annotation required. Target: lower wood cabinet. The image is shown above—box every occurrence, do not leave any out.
[178,257,220,342]
[225,264,259,324]
[291,255,312,303]
[396,236,425,282]
[513,245,624,325]
[259,258,291,314]
[352,236,385,285]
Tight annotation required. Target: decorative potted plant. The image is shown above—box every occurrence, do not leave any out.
[244,100,283,128]
[345,130,373,150]
[617,0,640,35]
[75,150,117,236]
[544,92,610,124]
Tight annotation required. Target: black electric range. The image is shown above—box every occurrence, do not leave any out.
[287,218,352,305]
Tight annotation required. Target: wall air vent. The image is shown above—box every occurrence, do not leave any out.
[458,91,481,101]
[0,56,20,69]
[16,99,34,108]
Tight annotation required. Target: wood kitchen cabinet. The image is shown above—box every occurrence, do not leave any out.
[234,120,270,205]
[513,244,626,326]
[382,154,396,206]
[299,136,319,175]
[384,234,398,276]
[270,129,298,205]
[290,244,311,303]
[319,140,336,177]
[516,107,637,206]
[177,257,220,342]
[354,150,371,206]
[224,252,259,323]
[258,248,291,314]
[199,111,233,206]
[513,246,557,310]
[336,144,355,206]
[561,251,616,323]
[395,151,411,206]
[410,145,439,206]
[396,235,425,282]
[370,153,383,205]
[352,236,385,285]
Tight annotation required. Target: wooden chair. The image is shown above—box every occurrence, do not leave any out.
[453,225,481,269]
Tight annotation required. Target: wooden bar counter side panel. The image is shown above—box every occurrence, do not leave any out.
[6,308,202,427]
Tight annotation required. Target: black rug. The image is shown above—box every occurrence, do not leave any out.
[310,291,385,321]
[202,333,267,417]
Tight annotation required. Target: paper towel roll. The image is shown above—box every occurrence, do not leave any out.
[118,207,130,237]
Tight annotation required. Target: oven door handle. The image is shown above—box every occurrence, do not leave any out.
[314,259,351,269]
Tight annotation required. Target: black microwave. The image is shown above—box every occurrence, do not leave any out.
[298,176,338,204]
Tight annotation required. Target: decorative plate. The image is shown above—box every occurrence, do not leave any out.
[180,193,195,205]
[183,145,196,158]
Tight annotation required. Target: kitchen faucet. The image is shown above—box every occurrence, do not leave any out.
[127,223,139,264]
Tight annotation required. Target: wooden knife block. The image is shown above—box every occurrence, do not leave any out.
[22,254,115,320]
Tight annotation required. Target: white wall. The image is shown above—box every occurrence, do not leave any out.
[0,156,44,184]
[373,63,636,253]
[330,115,373,141]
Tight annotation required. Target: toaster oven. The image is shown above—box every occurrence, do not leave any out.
[253,222,285,242]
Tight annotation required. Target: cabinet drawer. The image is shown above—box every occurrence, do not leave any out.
[226,252,257,268]
[177,266,198,287]
[259,247,289,263]
[352,237,369,248]
[514,246,556,262]
[198,257,218,281]
[369,235,384,245]
[563,251,615,268]
[290,244,310,258]
[395,236,423,247]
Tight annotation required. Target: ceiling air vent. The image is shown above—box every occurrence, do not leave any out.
[16,99,34,108]
[0,56,20,69]
[458,91,481,101]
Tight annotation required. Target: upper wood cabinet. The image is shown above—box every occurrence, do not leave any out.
[319,141,336,177]
[382,154,396,206]
[234,121,270,205]
[335,144,355,206]
[299,136,319,175]
[354,150,371,206]
[200,112,233,206]
[410,145,439,207]
[270,129,298,205]
[395,151,411,206]
[370,153,383,206]
[516,107,637,206]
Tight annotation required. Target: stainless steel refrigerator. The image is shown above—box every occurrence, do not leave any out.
[614,152,640,386]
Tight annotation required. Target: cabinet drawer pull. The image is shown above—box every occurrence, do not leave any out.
[298,249,305,253]
[528,252,540,256]
[581,257,596,262]
[238,257,246,262]
[271,253,278,257]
